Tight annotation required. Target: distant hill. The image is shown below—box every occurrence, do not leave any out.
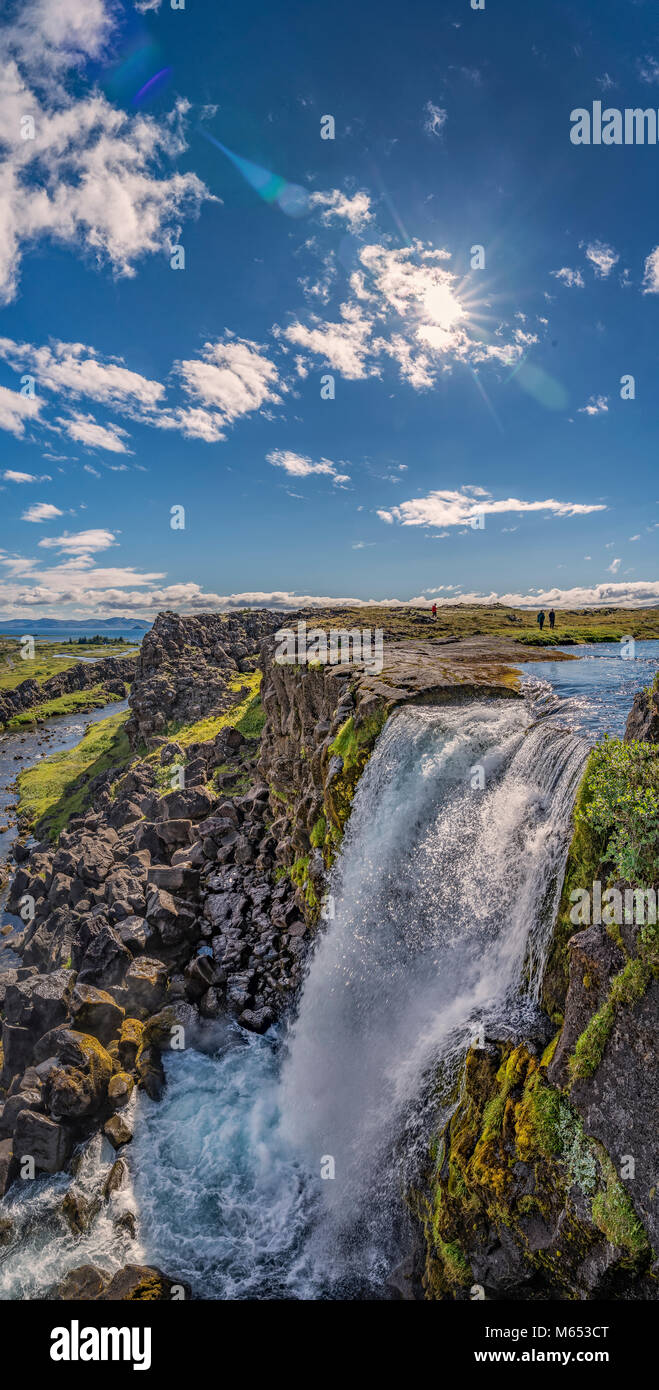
[0,618,151,634]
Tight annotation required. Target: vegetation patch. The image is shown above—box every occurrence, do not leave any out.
[568,956,654,1082]
[165,670,262,748]
[7,684,124,728]
[17,710,131,840]
[324,705,388,844]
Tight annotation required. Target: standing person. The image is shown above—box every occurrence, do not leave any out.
[549,609,555,630]
[537,609,545,631]
[432,602,437,619]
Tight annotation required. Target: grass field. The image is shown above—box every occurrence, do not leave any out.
[17,709,131,839]
[0,637,137,692]
[291,604,659,644]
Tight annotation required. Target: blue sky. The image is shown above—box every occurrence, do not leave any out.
[0,0,658,619]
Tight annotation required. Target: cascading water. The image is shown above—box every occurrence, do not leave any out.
[0,692,590,1300]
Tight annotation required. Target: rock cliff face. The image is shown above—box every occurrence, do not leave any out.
[416,684,659,1302]
[0,655,136,728]
[125,610,280,749]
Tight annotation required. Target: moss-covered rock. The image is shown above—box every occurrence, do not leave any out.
[414,1039,652,1300]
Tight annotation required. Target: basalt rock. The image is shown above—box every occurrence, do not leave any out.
[124,609,280,749]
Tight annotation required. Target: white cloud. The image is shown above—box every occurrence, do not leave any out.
[309,190,373,232]
[38,528,117,554]
[376,486,606,530]
[550,267,585,289]
[3,469,38,482]
[0,383,43,436]
[607,556,621,574]
[585,241,618,278]
[423,102,448,137]
[283,239,521,389]
[578,395,609,416]
[22,501,63,522]
[57,411,131,453]
[0,337,165,409]
[0,0,211,304]
[175,337,282,426]
[639,55,659,84]
[642,246,659,294]
[267,449,350,485]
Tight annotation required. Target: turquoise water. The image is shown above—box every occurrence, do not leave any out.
[520,639,659,739]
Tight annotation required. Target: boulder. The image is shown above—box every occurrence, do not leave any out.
[104,1113,133,1148]
[161,787,215,821]
[0,1138,17,1197]
[40,1029,114,1120]
[70,983,124,1044]
[77,925,132,989]
[49,1265,110,1300]
[118,1017,144,1070]
[123,958,169,1016]
[135,1044,165,1101]
[75,837,116,886]
[13,1110,71,1174]
[3,969,75,1038]
[108,1071,134,1110]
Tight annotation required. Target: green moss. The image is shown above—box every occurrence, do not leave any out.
[417,1037,651,1300]
[166,670,262,747]
[569,956,653,1082]
[325,706,388,843]
[591,1153,649,1260]
[310,815,326,848]
[542,770,607,1019]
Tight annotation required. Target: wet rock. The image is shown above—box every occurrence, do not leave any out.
[108,1071,134,1110]
[61,1188,102,1235]
[49,1265,110,1300]
[103,1156,128,1198]
[13,1110,71,1174]
[98,1263,189,1301]
[135,1044,165,1101]
[104,1113,133,1148]
[239,1006,274,1034]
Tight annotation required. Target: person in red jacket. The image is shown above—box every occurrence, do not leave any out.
[432,602,437,619]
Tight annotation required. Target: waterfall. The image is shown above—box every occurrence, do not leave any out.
[277,699,587,1290]
[0,696,588,1300]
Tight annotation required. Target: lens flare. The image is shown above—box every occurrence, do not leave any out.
[199,129,311,217]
